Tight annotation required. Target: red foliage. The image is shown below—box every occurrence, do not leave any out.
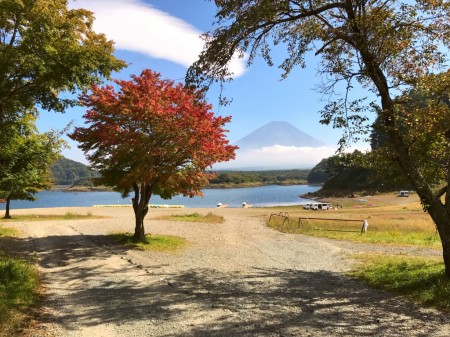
[70,69,237,198]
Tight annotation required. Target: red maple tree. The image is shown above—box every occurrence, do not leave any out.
[70,70,236,241]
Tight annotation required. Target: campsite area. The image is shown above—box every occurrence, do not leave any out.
[1,193,449,336]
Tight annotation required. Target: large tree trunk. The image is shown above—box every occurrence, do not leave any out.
[3,195,11,219]
[438,232,450,278]
[132,183,152,242]
[427,201,450,278]
[133,204,148,242]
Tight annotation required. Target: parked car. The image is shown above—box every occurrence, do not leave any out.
[303,202,332,210]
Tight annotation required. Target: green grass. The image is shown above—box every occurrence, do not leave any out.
[0,226,18,237]
[350,254,450,311]
[108,232,189,252]
[0,212,103,222]
[268,217,441,247]
[0,254,40,337]
[160,212,224,224]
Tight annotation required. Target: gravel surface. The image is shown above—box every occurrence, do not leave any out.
[2,206,450,337]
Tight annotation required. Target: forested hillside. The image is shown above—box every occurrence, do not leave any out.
[307,154,412,194]
[51,157,98,186]
[306,158,335,184]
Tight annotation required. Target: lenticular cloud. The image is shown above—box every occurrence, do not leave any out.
[69,0,246,77]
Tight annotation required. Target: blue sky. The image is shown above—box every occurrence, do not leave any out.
[37,0,370,169]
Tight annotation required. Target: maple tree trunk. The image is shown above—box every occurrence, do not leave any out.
[3,196,12,219]
[133,204,149,243]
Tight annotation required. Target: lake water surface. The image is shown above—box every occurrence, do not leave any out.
[0,185,320,210]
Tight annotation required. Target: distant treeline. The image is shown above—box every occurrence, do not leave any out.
[51,153,412,193]
[209,170,310,187]
[51,157,314,188]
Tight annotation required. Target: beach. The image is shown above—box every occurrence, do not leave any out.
[2,206,450,336]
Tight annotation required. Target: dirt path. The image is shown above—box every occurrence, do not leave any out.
[3,207,450,336]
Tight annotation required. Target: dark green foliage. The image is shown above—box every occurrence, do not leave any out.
[322,167,376,191]
[306,158,336,184]
[0,115,63,218]
[50,157,98,186]
[209,170,309,186]
[0,0,126,119]
[311,152,412,193]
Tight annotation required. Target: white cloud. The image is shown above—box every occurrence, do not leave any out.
[214,143,371,170]
[214,145,338,170]
[69,0,246,77]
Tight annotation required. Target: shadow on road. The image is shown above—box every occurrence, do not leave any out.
[2,233,449,336]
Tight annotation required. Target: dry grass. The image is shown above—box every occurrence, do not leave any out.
[157,212,225,224]
[267,194,439,247]
[0,212,105,222]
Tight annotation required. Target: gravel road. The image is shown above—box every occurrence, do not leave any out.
[3,206,450,337]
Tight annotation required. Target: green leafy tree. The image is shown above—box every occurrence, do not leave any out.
[186,0,450,276]
[0,115,64,218]
[0,0,126,121]
[70,70,236,242]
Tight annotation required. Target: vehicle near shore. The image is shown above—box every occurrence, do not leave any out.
[398,191,410,197]
[302,202,333,210]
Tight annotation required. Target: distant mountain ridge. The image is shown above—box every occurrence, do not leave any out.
[51,157,98,185]
[235,121,325,151]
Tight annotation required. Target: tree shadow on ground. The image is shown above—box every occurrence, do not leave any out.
[2,233,449,336]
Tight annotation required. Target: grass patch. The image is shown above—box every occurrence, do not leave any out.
[0,254,40,337]
[350,254,450,311]
[0,226,18,237]
[160,212,224,224]
[0,212,103,222]
[108,232,189,252]
[267,206,441,247]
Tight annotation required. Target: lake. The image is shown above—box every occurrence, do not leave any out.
[0,185,320,210]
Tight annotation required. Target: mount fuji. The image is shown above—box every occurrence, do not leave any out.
[214,121,335,170]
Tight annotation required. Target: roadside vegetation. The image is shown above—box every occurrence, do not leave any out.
[0,253,40,337]
[350,254,450,311]
[108,233,189,252]
[158,212,225,224]
[0,227,39,336]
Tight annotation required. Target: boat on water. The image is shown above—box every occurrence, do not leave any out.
[0,199,5,204]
